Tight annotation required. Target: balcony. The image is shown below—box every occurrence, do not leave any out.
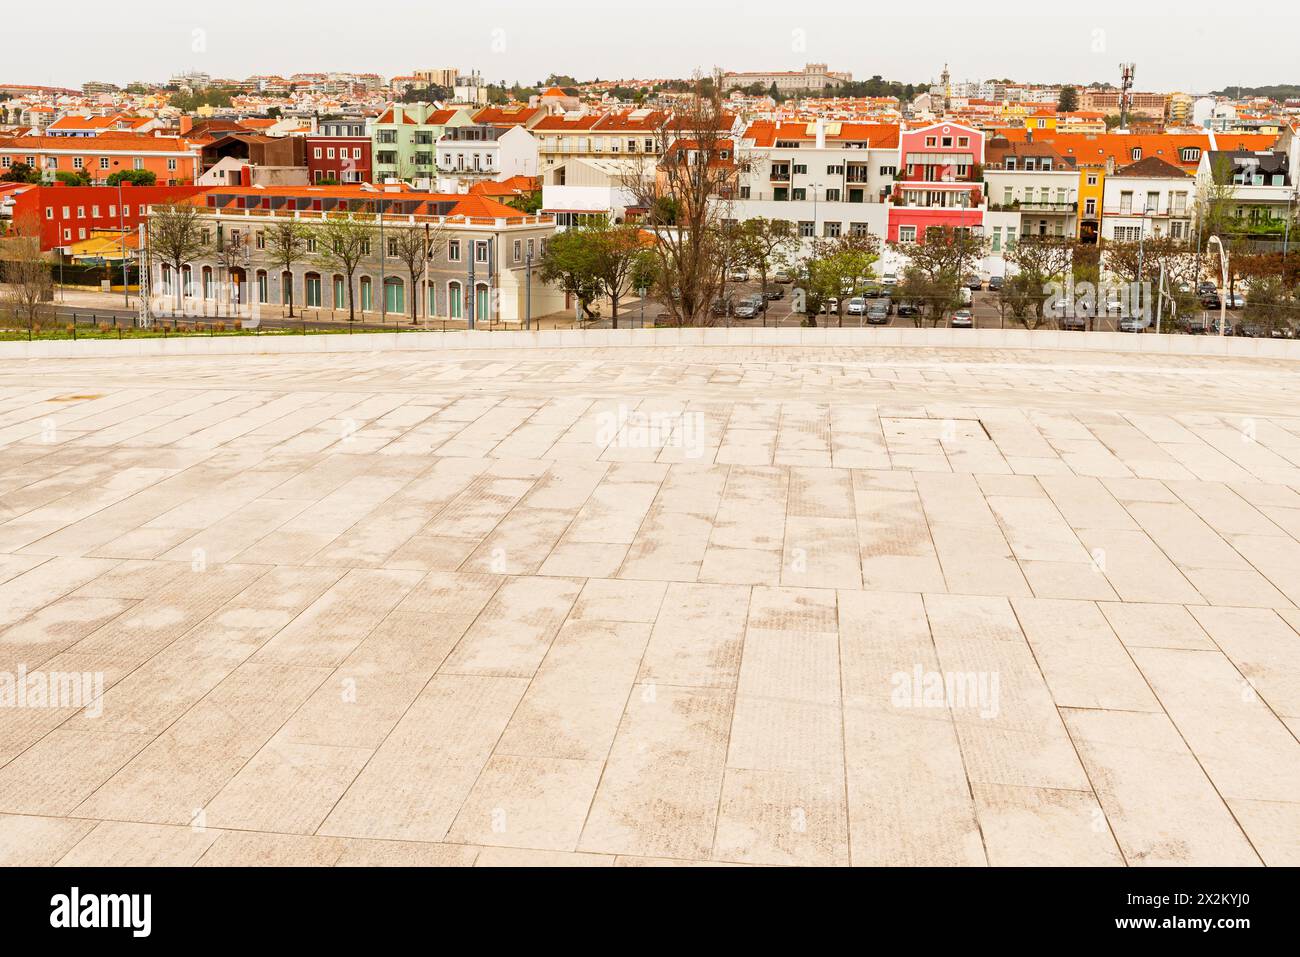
[990,200,1077,213]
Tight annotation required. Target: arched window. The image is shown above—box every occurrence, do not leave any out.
[359,276,373,313]
[181,264,193,299]
[201,266,213,300]
[384,276,404,314]
[475,283,490,323]
[333,275,345,309]
[304,272,322,308]
[448,281,462,319]
[160,263,172,294]
[256,270,268,304]
[281,271,293,305]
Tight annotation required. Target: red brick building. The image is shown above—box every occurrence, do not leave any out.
[305,118,372,184]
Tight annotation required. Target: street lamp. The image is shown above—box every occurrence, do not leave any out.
[1207,234,1228,337]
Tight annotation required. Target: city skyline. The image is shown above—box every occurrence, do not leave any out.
[7,4,1299,93]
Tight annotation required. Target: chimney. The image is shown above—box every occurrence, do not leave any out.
[815,117,826,150]
[179,114,192,135]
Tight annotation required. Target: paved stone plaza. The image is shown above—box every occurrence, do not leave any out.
[0,343,1297,867]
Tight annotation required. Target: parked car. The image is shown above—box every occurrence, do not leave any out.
[1225,292,1246,309]
[1233,321,1263,338]
[845,297,869,317]
[1209,317,1234,336]
[1179,316,1212,335]
[881,272,897,287]
[866,301,891,324]
[732,295,767,320]
[897,301,920,318]
[1200,292,1222,309]
[762,286,784,300]
[1196,281,1217,297]
[773,269,795,284]
[987,275,1004,291]
[950,309,973,328]
[959,287,973,307]
[1059,315,1087,331]
[711,297,733,317]
[728,268,749,282]
[815,297,839,315]
[1269,324,1295,339]
[1119,316,1151,333]
[964,275,983,291]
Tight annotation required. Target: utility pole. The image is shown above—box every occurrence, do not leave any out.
[379,198,387,321]
[117,179,129,307]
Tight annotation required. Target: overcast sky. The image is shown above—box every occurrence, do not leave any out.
[8,2,1296,94]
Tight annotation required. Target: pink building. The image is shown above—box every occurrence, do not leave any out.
[886,122,985,243]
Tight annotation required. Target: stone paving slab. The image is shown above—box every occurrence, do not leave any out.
[0,345,1298,866]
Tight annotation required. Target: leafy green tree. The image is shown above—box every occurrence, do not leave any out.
[54,170,91,187]
[538,225,603,321]
[1056,86,1079,112]
[736,217,799,308]
[0,162,41,184]
[802,234,880,326]
[106,168,157,187]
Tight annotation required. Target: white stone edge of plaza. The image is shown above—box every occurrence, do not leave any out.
[4,326,1300,361]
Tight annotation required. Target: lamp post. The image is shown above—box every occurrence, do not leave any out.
[525,246,533,331]
[1207,234,1228,337]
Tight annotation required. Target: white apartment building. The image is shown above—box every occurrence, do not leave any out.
[532,109,668,170]
[1101,156,1195,242]
[435,125,538,182]
[541,157,649,228]
[724,119,899,251]
[984,141,1080,242]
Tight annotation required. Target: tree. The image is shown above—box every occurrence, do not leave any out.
[0,162,41,184]
[892,226,985,287]
[1003,235,1074,329]
[55,170,91,187]
[1102,234,1200,327]
[0,212,53,331]
[736,217,798,313]
[264,220,314,318]
[400,85,451,104]
[147,202,206,312]
[889,226,985,327]
[588,221,656,328]
[1242,275,1297,335]
[106,168,156,187]
[997,272,1044,328]
[506,191,543,215]
[312,215,376,322]
[624,71,735,326]
[802,234,880,326]
[897,265,962,327]
[1056,86,1079,112]
[389,221,449,324]
[1196,154,1238,245]
[538,224,604,322]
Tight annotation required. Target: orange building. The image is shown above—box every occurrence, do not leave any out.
[0,134,203,185]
